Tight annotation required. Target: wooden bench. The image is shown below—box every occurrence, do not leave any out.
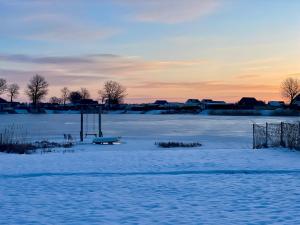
[93,137,121,145]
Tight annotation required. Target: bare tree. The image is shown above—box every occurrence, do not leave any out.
[0,78,7,95]
[281,77,300,105]
[68,91,82,104]
[80,88,90,100]
[61,87,70,105]
[26,74,49,106]
[99,81,127,106]
[7,83,20,102]
[49,96,62,104]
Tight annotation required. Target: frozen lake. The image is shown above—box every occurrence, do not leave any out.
[1,114,300,224]
[0,114,298,148]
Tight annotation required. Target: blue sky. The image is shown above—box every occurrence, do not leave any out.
[1,0,300,102]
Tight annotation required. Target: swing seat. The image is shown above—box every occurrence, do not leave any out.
[93,136,121,145]
[85,133,98,137]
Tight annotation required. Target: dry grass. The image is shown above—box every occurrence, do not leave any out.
[156,142,202,148]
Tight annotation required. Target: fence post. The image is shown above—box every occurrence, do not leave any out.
[280,122,284,147]
[253,124,255,149]
[98,106,103,137]
[298,122,300,148]
[80,109,84,142]
[265,122,268,148]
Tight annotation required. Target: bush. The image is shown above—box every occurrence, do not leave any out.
[156,142,202,148]
[270,109,300,117]
[0,125,34,154]
[0,126,75,154]
[208,109,261,116]
[0,143,36,154]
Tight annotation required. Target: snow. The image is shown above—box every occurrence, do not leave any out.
[1,114,300,224]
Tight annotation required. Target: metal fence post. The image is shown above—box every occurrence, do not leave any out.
[298,122,300,148]
[80,110,84,142]
[280,122,284,147]
[253,124,255,149]
[98,106,103,137]
[265,122,268,148]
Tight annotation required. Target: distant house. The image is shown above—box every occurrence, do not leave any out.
[154,100,168,105]
[238,97,265,109]
[200,99,230,110]
[201,99,213,104]
[0,98,7,104]
[201,99,227,109]
[207,101,226,105]
[268,101,285,108]
[80,99,98,105]
[185,99,201,105]
[168,102,184,108]
[292,95,300,107]
[0,98,9,112]
[238,97,258,106]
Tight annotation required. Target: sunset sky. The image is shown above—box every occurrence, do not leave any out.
[1,0,300,103]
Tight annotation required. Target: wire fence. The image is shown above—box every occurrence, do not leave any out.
[253,122,300,149]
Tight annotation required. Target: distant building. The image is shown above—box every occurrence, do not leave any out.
[293,95,300,107]
[154,100,168,105]
[206,101,226,105]
[185,99,201,105]
[238,97,265,109]
[201,99,213,103]
[200,99,230,109]
[80,99,98,105]
[168,102,184,108]
[268,101,285,108]
[0,98,7,104]
[238,97,258,106]
[0,98,10,112]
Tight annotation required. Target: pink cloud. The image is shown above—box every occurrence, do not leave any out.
[117,0,222,24]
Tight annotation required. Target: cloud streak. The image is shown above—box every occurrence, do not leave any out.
[0,1,120,42]
[0,53,285,103]
[118,0,222,24]
[0,53,207,86]
[126,81,280,103]
[130,81,277,92]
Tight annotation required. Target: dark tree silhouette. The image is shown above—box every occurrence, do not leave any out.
[61,87,70,105]
[68,91,82,104]
[49,96,62,104]
[80,88,91,100]
[26,74,49,106]
[281,77,300,105]
[99,81,127,106]
[0,78,7,95]
[7,83,20,102]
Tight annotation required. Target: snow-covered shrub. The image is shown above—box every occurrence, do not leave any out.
[0,126,75,154]
[0,125,35,154]
[208,110,261,116]
[156,142,202,148]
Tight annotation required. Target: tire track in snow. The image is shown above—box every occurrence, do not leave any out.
[1,170,300,179]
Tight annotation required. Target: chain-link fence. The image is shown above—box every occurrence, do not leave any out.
[253,122,300,149]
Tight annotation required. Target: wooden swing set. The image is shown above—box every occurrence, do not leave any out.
[80,107,102,142]
[80,107,120,145]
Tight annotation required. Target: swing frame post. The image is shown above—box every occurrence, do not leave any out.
[80,106,103,141]
[80,109,84,142]
[98,105,103,137]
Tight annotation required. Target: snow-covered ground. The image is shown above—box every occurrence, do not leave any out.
[0,115,300,224]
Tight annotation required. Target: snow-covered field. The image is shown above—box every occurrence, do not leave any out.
[1,115,300,224]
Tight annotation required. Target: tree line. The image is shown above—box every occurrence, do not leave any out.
[0,74,127,106]
[1,75,300,106]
